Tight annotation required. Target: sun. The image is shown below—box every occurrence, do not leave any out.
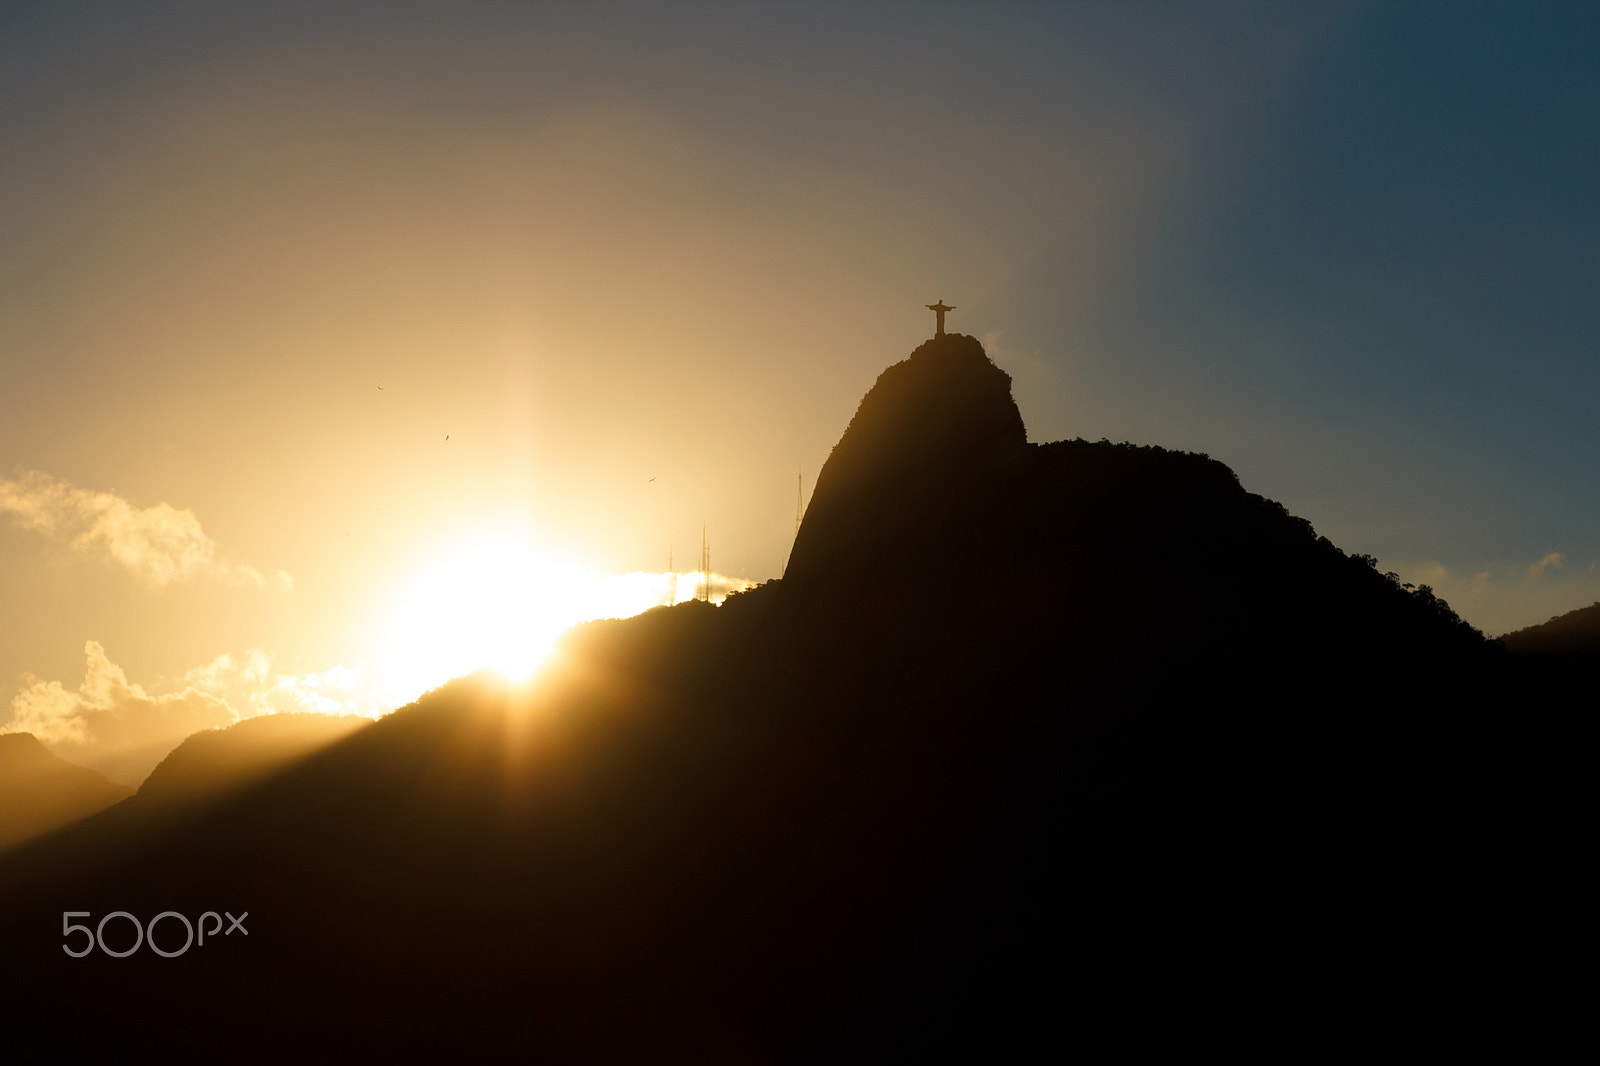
[364,522,745,708]
[372,530,618,702]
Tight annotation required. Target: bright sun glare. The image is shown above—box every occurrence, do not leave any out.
[372,531,669,704]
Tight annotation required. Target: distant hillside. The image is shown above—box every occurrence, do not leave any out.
[0,333,1561,1061]
[0,733,131,851]
[1500,601,1600,656]
[136,712,370,807]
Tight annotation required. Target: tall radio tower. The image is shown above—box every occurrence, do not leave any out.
[782,463,804,575]
[698,524,711,603]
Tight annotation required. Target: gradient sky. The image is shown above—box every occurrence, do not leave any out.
[3,2,1597,772]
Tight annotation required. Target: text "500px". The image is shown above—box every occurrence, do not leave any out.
[62,910,248,958]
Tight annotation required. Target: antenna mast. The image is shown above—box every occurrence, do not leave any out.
[699,524,711,603]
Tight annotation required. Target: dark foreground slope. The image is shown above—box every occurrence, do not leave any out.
[0,335,1570,1062]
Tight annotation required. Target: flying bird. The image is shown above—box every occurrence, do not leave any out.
[648,477,656,482]
[445,434,450,441]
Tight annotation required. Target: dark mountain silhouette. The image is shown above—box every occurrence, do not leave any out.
[0,334,1567,1061]
[0,734,131,852]
[1501,600,1600,656]
[1497,600,1600,705]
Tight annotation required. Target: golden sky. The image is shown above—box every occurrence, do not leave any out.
[5,3,1600,779]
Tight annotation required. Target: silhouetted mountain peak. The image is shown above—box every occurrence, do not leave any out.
[786,333,1026,588]
[783,328,1489,675]
[0,731,52,774]
[0,732,131,851]
[829,332,1025,469]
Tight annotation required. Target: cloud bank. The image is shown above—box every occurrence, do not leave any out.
[0,468,289,589]
[3,642,377,785]
[181,651,375,719]
[4,641,238,784]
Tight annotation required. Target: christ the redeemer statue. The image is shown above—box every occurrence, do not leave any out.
[927,300,954,336]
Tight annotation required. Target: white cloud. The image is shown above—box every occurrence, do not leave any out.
[268,664,369,716]
[0,468,289,589]
[1526,551,1565,580]
[3,641,238,784]
[181,651,381,719]
[3,643,382,785]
